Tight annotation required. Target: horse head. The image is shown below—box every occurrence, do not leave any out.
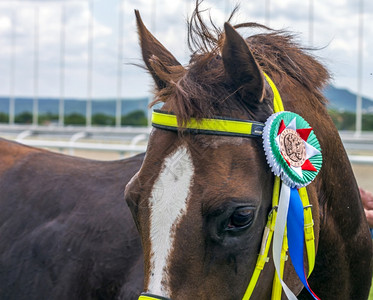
[125,5,372,300]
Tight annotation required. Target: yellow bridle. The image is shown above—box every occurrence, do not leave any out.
[140,72,316,300]
[241,73,316,299]
[151,111,265,138]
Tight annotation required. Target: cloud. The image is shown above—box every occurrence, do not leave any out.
[0,0,116,97]
[0,0,371,99]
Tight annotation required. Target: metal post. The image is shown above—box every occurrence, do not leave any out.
[151,0,156,33]
[116,0,124,127]
[33,7,39,127]
[9,10,16,125]
[185,0,189,56]
[308,0,314,46]
[225,0,230,15]
[265,0,270,26]
[356,0,364,136]
[86,0,93,128]
[59,4,66,127]
[148,0,157,125]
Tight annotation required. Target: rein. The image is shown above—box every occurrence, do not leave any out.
[140,72,320,300]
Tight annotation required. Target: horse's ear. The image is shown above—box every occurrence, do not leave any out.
[222,22,264,104]
[135,10,182,90]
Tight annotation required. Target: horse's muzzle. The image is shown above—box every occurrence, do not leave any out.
[139,292,172,300]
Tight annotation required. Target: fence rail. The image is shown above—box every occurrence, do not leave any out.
[2,125,373,164]
[349,155,373,165]
[0,124,150,157]
[0,124,150,139]
[12,137,373,164]
[17,139,147,155]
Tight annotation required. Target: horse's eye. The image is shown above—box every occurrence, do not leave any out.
[227,207,254,230]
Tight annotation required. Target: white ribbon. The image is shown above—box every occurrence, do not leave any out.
[273,183,298,300]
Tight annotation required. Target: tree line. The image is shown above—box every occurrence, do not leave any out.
[2,109,373,131]
[0,110,148,126]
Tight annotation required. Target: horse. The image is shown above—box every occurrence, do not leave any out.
[0,137,144,299]
[124,5,373,300]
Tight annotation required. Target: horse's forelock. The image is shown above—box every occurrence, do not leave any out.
[150,4,330,125]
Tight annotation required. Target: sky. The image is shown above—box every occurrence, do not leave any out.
[0,0,372,100]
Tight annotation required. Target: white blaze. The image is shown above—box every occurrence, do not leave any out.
[147,146,194,296]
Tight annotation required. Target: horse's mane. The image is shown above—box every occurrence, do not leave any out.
[150,3,330,123]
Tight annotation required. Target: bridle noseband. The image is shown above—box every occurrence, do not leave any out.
[139,293,172,300]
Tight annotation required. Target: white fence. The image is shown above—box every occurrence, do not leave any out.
[0,123,150,157]
[2,124,373,164]
[13,138,373,164]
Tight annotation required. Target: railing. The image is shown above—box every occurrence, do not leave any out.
[349,155,373,165]
[1,123,150,157]
[12,136,373,164]
[2,125,373,164]
[16,139,147,156]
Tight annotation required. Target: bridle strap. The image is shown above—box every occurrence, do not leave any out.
[150,73,281,139]
[299,187,316,276]
[242,176,281,299]
[152,110,265,138]
[263,72,284,112]
[242,72,286,299]
[139,293,172,300]
[242,72,316,300]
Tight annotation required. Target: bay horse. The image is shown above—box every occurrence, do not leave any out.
[125,5,373,300]
[0,138,144,299]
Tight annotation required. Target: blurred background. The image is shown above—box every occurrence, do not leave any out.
[0,0,372,188]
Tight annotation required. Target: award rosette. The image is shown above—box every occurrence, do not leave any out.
[263,111,322,300]
[263,111,322,188]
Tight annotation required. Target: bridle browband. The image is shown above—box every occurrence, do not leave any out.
[151,73,279,139]
[140,72,318,300]
[152,110,265,138]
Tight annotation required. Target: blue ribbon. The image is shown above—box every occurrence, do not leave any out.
[287,187,320,300]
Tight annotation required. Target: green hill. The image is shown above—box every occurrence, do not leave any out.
[324,86,373,113]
